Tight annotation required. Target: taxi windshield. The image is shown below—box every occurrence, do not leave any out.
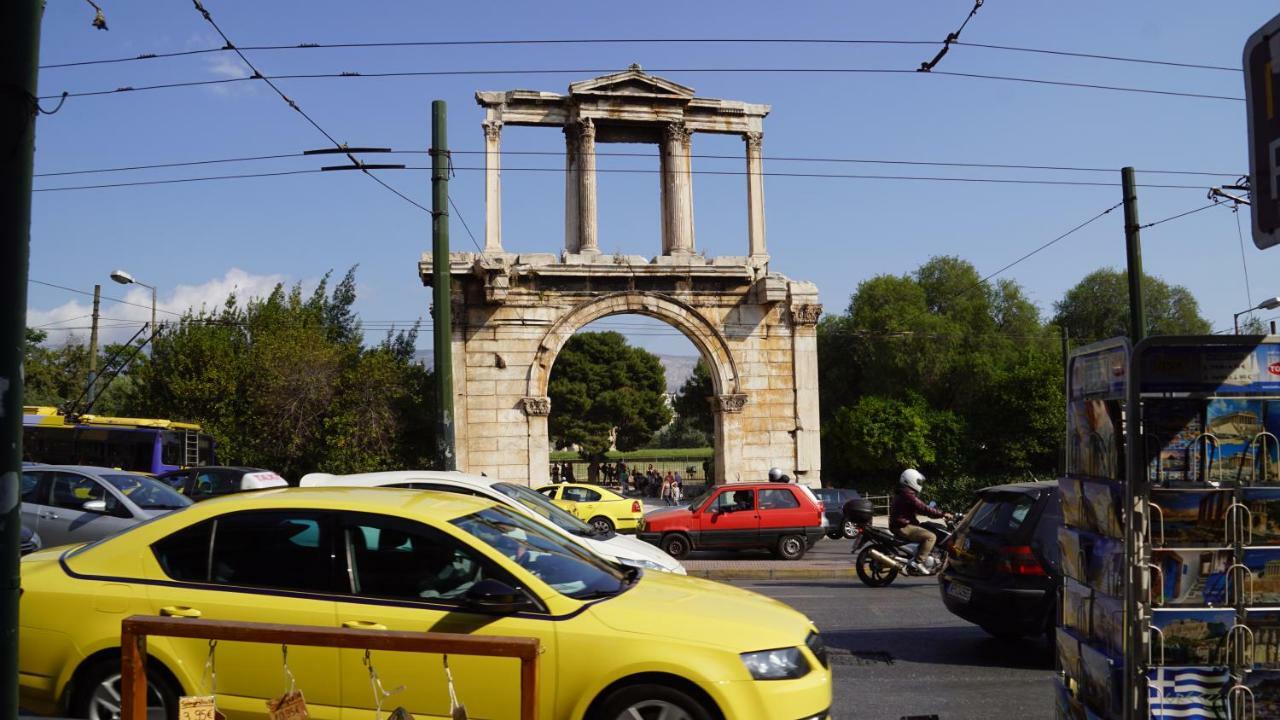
[452,506,630,600]
[491,482,596,537]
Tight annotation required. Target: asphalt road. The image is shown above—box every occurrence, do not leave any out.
[730,546,1055,720]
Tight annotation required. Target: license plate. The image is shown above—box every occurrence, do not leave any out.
[946,581,972,603]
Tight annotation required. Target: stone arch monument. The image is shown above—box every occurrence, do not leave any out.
[420,66,822,486]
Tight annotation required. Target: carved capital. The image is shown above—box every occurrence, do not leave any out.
[712,393,748,414]
[743,131,763,151]
[521,396,551,416]
[664,122,692,148]
[482,120,503,141]
[791,303,823,326]
[577,117,596,143]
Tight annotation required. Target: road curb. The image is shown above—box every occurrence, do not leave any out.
[688,567,859,580]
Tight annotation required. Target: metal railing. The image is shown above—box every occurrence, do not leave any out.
[119,615,540,720]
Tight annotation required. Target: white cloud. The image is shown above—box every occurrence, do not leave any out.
[205,55,253,96]
[28,268,285,346]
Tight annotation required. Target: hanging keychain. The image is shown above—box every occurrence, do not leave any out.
[179,640,224,720]
[364,650,412,720]
[442,654,467,720]
[267,644,309,720]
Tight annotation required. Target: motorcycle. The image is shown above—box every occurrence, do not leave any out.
[849,515,955,587]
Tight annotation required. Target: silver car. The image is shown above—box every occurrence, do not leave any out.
[20,465,192,548]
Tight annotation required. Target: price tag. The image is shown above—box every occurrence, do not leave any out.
[178,696,225,720]
[267,690,309,720]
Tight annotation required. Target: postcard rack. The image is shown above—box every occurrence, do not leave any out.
[1057,336,1280,720]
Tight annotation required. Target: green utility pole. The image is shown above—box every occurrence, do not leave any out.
[431,100,457,470]
[87,284,101,404]
[1,3,42,719]
[1121,167,1146,343]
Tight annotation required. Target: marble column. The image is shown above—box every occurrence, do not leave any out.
[745,131,767,260]
[662,123,695,255]
[563,124,581,253]
[577,118,599,254]
[482,120,503,252]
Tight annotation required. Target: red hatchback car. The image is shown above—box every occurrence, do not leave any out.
[639,482,826,560]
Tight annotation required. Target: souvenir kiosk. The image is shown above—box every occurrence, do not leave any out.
[1056,336,1280,719]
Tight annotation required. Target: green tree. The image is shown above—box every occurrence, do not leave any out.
[126,267,432,478]
[1053,268,1212,341]
[670,359,714,444]
[548,331,672,460]
[822,395,937,483]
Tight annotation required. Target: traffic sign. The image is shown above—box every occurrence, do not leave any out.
[1245,12,1280,248]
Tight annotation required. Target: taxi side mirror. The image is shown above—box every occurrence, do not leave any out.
[82,499,108,513]
[465,578,534,615]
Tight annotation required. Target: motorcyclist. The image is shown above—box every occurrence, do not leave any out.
[767,467,792,483]
[890,468,952,574]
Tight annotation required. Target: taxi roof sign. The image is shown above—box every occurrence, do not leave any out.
[1245,12,1280,249]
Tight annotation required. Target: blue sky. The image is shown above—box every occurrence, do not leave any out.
[25,1,1280,356]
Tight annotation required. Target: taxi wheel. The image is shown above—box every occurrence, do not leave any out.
[595,684,714,720]
[589,516,615,534]
[73,656,179,720]
[660,532,692,559]
[775,534,806,561]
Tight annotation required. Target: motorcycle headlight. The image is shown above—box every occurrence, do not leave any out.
[740,647,810,680]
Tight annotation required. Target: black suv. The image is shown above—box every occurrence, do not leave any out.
[938,481,1060,641]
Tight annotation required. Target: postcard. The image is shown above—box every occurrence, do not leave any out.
[1245,610,1280,670]
[1060,477,1087,530]
[1244,487,1280,545]
[1054,676,1085,720]
[1081,480,1122,538]
[1086,535,1124,598]
[1207,398,1266,485]
[1091,592,1124,658]
[1150,549,1233,607]
[1149,609,1234,666]
[1149,489,1234,547]
[1242,548,1280,605]
[1057,627,1083,680]
[1240,669,1280,719]
[1144,400,1204,487]
[1080,642,1120,719]
[1068,400,1121,481]
[1060,526,1087,585]
[1063,578,1093,637]
[1146,667,1231,720]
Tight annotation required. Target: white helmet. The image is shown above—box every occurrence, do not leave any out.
[899,468,925,493]
[768,467,783,482]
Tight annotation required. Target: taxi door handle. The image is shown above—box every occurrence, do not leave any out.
[343,620,388,631]
[159,606,202,618]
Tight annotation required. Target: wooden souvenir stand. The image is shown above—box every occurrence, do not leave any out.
[119,616,540,720]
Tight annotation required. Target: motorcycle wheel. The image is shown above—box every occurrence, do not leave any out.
[855,545,899,587]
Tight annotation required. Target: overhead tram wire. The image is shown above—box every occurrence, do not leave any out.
[184,0,484,252]
[38,67,1245,103]
[34,165,1217,192]
[28,278,186,316]
[35,149,1244,179]
[1138,200,1230,230]
[39,37,1240,74]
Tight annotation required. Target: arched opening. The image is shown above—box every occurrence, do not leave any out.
[524,292,743,488]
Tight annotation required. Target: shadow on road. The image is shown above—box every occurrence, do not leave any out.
[824,625,1053,671]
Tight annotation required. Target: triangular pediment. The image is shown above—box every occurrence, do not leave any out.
[569,64,695,99]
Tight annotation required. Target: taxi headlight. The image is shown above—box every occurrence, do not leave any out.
[740,647,810,680]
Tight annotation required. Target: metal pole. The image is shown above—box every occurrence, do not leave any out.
[1121,167,1146,343]
[87,284,101,403]
[0,3,42,719]
[431,100,456,471]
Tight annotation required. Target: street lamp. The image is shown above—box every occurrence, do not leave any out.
[1234,296,1280,334]
[110,269,157,338]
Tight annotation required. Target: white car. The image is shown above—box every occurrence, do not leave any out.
[299,470,686,575]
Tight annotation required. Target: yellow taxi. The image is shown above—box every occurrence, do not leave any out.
[536,483,644,534]
[19,488,831,720]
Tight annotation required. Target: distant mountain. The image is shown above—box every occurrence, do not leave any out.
[413,351,700,394]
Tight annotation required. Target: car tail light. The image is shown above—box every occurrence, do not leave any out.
[631,501,641,513]
[996,545,1046,576]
